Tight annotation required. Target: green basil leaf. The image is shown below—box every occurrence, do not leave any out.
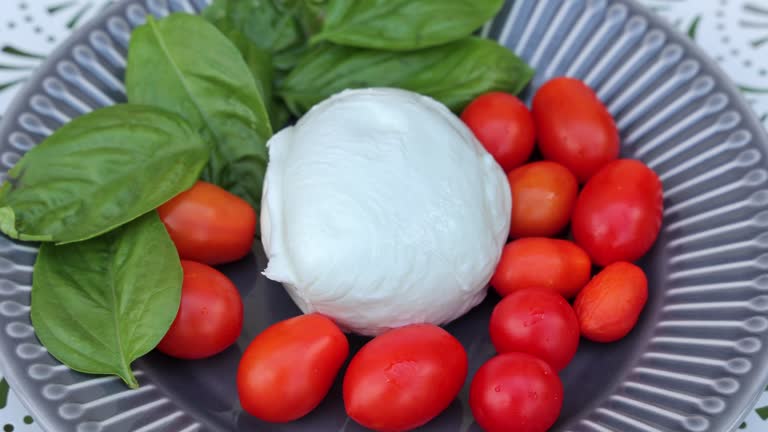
[272,43,311,74]
[31,211,182,389]
[202,1,272,94]
[204,0,326,71]
[221,0,304,53]
[270,99,294,131]
[312,0,503,50]
[279,37,534,115]
[284,0,328,40]
[202,0,326,131]
[204,15,295,132]
[201,0,228,23]
[126,14,272,209]
[0,104,208,244]
[219,26,275,111]
[235,40,292,131]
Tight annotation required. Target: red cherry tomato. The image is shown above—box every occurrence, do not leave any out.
[490,289,580,371]
[571,159,664,266]
[158,181,256,265]
[491,238,592,299]
[343,324,467,432]
[237,313,349,423]
[461,92,536,172]
[574,262,648,343]
[157,260,243,360]
[470,352,563,432]
[508,161,579,238]
[532,77,619,182]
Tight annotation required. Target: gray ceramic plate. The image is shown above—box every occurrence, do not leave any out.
[1,0,768,431]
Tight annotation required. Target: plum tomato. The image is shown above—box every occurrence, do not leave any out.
[470,352,563,432]
[508,161,579,238]
[461,92,536,172]
[343,324,468,431]
[237,313,349,423]
[491,238,592,299]
[532,77,619,182]
[158,181,256,265]
[571,159,664,266]
[573,262,649,343]
[157,260,243,360]
[489,288,580,371]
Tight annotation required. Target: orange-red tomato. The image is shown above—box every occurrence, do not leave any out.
[489,289,580,371]
[532,77,619,182]
[491,238,592,299]
[508,161,579,238]
[470,353,563,432]
[461,92,536,172]
[571,159,664,266]
[573,262,648,343]
[343,324,468,432]
[157,260,243,360]
[158,181,256,265]
[237,314,349,423]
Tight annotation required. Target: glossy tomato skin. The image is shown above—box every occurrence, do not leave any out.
[532,77,619,182]
[491,238,592,299]
[157,260,243,360]
[343,324,467,432]
[490,289,579,371]
[237,313,349,423]
[158,181,256,265]
[574,262,648,343]
[508,161,579,238]
[571,159,663,266]
[470,352,563,432]
[461,92,536,172]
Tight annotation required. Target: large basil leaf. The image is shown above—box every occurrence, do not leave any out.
[31,211,182,389]
[279,37,534,115]
[312,0,503,51]
[126,14,271,209]
[204,0,327,72]
[206,13,295,131]
[0,104,208,244]
[226,0,304,54]
[219,26,275,113]
[200,0,228,23]
[203,0,324,130]
[202,1,273,102]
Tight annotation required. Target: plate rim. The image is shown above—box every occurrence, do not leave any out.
[0,0,767,431]
[0,4,159,432]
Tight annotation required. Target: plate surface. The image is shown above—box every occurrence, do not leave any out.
[2,0,768,431]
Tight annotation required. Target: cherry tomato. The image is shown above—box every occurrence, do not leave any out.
[470,352,563,432]
[532,77,619,182]
[571,159,663,266]
[238,313,349,423]
[491,238,592,299]
[157,260,243,360]
[574,262,648,343]
[461,92,536,172]
[343,324,467,432]
[490,289,579,371]
[158,181,256,265]
[508,161,578,238]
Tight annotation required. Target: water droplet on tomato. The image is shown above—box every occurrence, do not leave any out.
[523,311,545,327]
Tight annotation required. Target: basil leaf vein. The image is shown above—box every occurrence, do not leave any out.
[126,14,271,209]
